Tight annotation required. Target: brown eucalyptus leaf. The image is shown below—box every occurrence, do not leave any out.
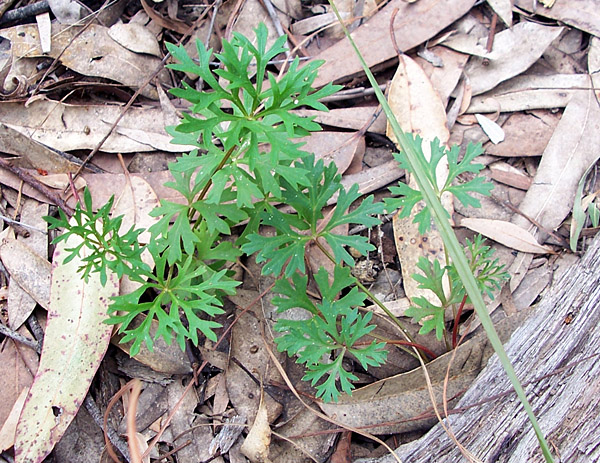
[14,231,119,463]
[0,24,168,99]
[310,0,476,88]
[0,100,190,153]
[483,110,561,157]
[298,131,364,175]
[460,218,552,254]
[514,0,600,36]
[107,22,161,57]
[464,22,563,96]
[4,199,49,330]
[0,124,79,173]
[292,107,387,134]
[466,74,590,113]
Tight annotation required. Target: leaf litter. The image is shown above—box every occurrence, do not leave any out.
[0,0,599,462]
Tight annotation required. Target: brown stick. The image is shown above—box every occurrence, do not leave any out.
[0,157,74,215]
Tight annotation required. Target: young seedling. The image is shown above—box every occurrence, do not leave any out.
[46,24,506,404]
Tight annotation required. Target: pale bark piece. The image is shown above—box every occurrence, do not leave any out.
[466,74,590,113]
[310,0,476,88]
[464,21,563,96]
[0,24,168,99]
[319,313,525,434]
[0,239,51,311]
[515,0,600,37]
[365,233,600,463]
[459,218,552,254]
[0,123,80,173]
[483,110,562,157]
[14,232,119,463]
[0,100,193,153]
[386,54,452,305]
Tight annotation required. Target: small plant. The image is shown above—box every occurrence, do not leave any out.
[46,24,505,402]
[383,138,508,342]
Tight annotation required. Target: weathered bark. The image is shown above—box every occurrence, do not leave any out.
[359,234,600,463]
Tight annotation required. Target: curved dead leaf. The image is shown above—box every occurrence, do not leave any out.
[460,218,552,254]
[241,390,271,463]
[14,231,119,463]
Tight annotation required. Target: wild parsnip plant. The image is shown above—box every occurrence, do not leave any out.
[46,24,506,402]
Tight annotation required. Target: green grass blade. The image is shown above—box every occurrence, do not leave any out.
[327,6,554,461]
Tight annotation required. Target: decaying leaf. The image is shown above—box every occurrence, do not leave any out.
[14,230,119,463]
[0,100,194,153]
[0,238,51,311]
[463,21,563,96]
[240,390,272,463]
[514,0,600,37]
[466,74,590,113]
[0,124,80,173]
[0,23,168,99]
[311,0,476,88]
[460,218,552,254]
[386,54,452,305]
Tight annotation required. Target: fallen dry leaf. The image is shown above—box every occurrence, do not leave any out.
[514,0,600,36]
[240,389,271,463]
[460,218,552,254]
[0,23,168,99]
[0,238,51,311]
[483,110,561,157]
[0,100,194,153]
[463,21,563,96]
[466,74,590,113]
[311,0,476,88]
[14,230,119,463]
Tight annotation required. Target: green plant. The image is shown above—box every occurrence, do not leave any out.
[46,24,506,404]
[382,140,508,341]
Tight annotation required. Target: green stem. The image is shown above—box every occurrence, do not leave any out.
[327,3,554,460]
